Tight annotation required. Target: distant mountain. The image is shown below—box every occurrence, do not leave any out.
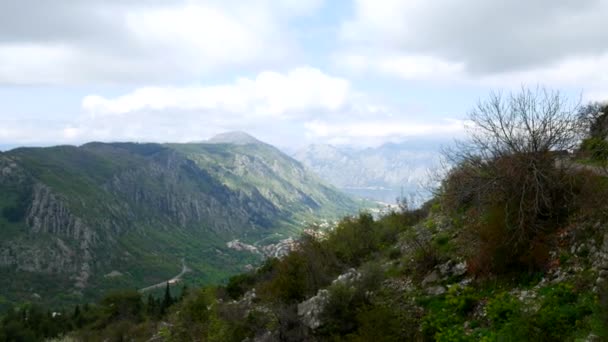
[0,135,359,308]
[206,131,262,145]
[293,140,444,203]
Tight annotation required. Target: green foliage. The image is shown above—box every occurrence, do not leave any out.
[319,283,360,336]
[99,290,143,325]
[445,286,478,315]
[1,185,31,223]
[421,285,480,340]
[580,137,608,161]
[166,288,214,341]
[264,253,309,303]
[0,304,72,341]
[0,139,361,309]
[258,209,425,306]
[161,283,174,315]
[486,292,521,327]
[326,213,378,265]
[226,273,257,300]
[347,305,403,342]
[532,284,594,341]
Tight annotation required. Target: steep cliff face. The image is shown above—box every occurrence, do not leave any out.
[0,138,359,307]
[0,156,96,290]
[25,183,96,288]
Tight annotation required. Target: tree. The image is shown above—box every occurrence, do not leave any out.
[101,290,143,323]
[161,282,174,315]
[442,87,582,272]
[578,101,608,140]
[146,294,160,318]
[180,284,189,301]
[72,304,84,328]
[578,102,608,161]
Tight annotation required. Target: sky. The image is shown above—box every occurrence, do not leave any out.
[1,0,607,150]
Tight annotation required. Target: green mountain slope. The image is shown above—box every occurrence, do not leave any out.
[168,133,357,226]
[0,134,359,308]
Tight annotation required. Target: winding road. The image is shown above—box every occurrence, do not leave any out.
[138,258,191,293]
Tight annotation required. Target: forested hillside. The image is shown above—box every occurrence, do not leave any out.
[0,134,359,310]
[3,91,608,341]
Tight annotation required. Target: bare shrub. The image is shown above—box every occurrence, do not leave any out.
[442,87,582,273]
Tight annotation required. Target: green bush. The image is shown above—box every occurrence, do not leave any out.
[532,284,593,341]
[485,292,521,327]
[348,305,404,342]
[99,290,143,325]
[581,137,608,161]
[445,286,478,316]
[421,286,479,340]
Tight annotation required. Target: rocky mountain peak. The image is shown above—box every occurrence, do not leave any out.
[207,131,262,145]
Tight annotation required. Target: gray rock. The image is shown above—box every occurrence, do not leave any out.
[104,270,123,278]
[333,268,361,285]
[298,289,330,330]
[452,262,467,276]
[422,271,440,286]
[426,285,446,296]
[437,260,467,278]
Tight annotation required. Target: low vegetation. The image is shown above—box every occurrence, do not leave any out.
[2,88,608,341]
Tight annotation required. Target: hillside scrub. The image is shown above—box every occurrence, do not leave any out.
[4,90,608,341]
[440,88,585,274]
[578,102,608,163]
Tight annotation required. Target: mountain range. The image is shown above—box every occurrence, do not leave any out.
[293,139,444,204]
[0,132,359,308]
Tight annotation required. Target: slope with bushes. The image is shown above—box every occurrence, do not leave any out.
[0,134,359,310]
[3,90,608,341]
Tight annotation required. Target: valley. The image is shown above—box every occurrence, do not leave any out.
[0,132,361,309]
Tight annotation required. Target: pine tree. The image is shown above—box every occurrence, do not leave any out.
[146,294,159,317]
[160,282,173,315]
[179,284,189,301]
[72,305,83,328]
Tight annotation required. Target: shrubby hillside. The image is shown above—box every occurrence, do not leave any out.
[2,90,608,341]
[0,133,359,310]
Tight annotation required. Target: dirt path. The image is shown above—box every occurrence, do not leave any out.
[138,258,191,293]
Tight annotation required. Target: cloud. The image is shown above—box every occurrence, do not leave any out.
[0,66,462,148]
[336,0,608,97]
[304,118,465,146]
[337,53,465,81]
[73,67,357,145]
[0,0,324,85]
[79,66,464,146]
[82,67,351,118]
[341,0,608,73]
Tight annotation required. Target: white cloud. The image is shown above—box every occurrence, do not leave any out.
[82,67,350,118]
[304,118,464,142]
[478,53,608,99]
[0,0,324,85]
[341,0,608,73]
[337,53,465,81]
[336,0,608,97]
[0,44,75,85]
[0,66,462,148]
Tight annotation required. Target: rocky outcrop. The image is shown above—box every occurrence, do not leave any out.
[27,183,96,243]
[102,150,277,235]
[298,289,330,330]
[297,268,361,330]
[0,182,97,288]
